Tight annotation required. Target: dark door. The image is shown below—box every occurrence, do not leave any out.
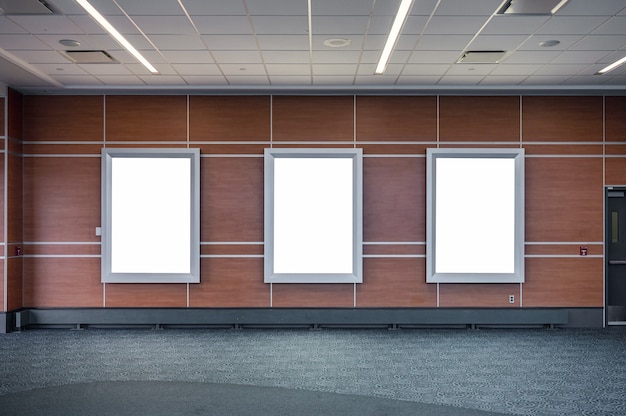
[607,188,626,324]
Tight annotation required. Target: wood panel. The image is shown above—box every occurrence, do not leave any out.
[523,144,603,155]
[23,157,101,242]
[363,244,424,255]
[522,96,603,141]
[8,88,22,140]
[189,258,268,307]
[0,262,3,312]
[356,258,436,307]
[105,95,186,141]
[523,257,603,307]
[22,143,103,155]
[357,143,434,155]
[105,284,187,307]
[189,96,270,141]
[605,157,626,185]
[23,95,102,141]
[525,157,603,242]
[23,258,102,307]
[525,244,603,256]
[0,156,4,240]
[201,157,263,242]
[24,243,101,256]
[439,96,520,142]
[439,284,519,307]
[272,96,353,141]
[272,283,354,307]
[7,152,22,243]
[605,96,626,141]
[193,143,266,155]
[6,258,23,311]
[355,96,437,141]
[363,157,424,242]
[202,244,263,255]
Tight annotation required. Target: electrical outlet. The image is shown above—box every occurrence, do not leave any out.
[509,295,515,304]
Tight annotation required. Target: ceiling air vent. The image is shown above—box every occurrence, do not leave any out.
[61,50,118,64]
[457,51,508,64]
[0,0,54,15]
[497,0,569,15]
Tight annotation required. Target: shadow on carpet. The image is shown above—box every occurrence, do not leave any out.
[0,380,509,416]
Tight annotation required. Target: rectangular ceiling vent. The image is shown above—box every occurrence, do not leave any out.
[61,50,118,64]
[457,51,508,64]
[497,0,569,15]
[0,0,54,14]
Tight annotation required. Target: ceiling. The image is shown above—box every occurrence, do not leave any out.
[1,0,626,94]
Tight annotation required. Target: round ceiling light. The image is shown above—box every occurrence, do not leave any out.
[59,39,81,47]
[539,40,560,47]
[323,38,351,48]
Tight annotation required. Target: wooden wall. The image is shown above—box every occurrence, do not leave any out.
[2,93,623,311]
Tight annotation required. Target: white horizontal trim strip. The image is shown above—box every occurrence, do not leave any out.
[24,254,101,258]
[200,154,263,158]
[525,154,603,158]
[525,241,603,245]
[23,154,101,158]
[363,254,425,258]
[363,154,425,158]
[187,141,270,145]
[363,241,425,245]
[201,242,263,245]
[24,141,104,145]
[23,241,101,245]
[524,254,603,258]
[201,254,264,258]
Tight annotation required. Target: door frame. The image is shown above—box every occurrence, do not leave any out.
[605,186,626,326]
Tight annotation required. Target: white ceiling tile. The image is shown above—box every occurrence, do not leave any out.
[409,0,441,16]
[51,74,103,85]
[535,16,610,35]
[367,15,396,35]
[402,15,431,35]
[172,63,222,76]
[519,35,584,50]
[395,75,441,85]
[49,0,94,15]
[446,63,497,75]
[36,34,120,51]
[312,16,371,35]
[401,64,450,76]
[246,0,308,15]
[261,51,310,64]
[265,64,310,76]
[79,63,133,75]
[11,50,67,64]
[559,1,626,16]
[220,64,267,76]
[355,74,398,85]
[114,0,184,15]
[490,64,542,75]
[147,35,206,50]
[533,63,589,76]
[468,35,530,50]
[571,35,626,51]
[224,75,270,84]
[0,35,50,50]
[202,35,258,50]
[257,35,309,50]
[481,16,551,35]
[599,51,626,64]
[415,35,474,50]
[362,34,387,50]
[132,16,196,35]
[192,16,253,35]
[407,50,461,64]
[0,17,28,34]
[160,50,214,64]
[70,14,137,36]
[423,16,489,35]
[36,63,89,75]
[551,50,613,64]
[360,63,404,76]
[434,0,502,16]
[479,75,528,85]
[313,0,374,15]
[94,75,144,85]
[252,16,308,35]
[521,75,565,85]
[592,16,626,35]
[562,75,611,85]
[312,64,358,76]
[211,51,262,64]
[180,0,246,15]
[312,51,361,64]
[83,0,125,15]
[6,15,85,35]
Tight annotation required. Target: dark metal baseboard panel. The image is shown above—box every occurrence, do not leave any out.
[1,307,591,332]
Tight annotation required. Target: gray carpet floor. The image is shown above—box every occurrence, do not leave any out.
[1,327,625,415]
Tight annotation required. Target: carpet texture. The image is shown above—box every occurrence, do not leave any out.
[1,328,626,415]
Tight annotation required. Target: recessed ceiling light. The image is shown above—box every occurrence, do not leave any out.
[323,38,351,48]
[539,40,560,47]
[59,39,81,47]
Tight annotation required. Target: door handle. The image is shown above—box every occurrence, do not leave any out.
[609,260,626,265]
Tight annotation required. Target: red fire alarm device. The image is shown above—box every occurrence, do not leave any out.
[579,246,588,256]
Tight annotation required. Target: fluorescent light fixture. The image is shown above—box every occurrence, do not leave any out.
[550,0,569,14]
[597,56,626,75]
[375,0,414,74]
[75,0,158,74]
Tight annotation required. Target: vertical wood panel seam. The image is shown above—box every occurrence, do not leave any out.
[3,94,7,312]
[602,95,606,326]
